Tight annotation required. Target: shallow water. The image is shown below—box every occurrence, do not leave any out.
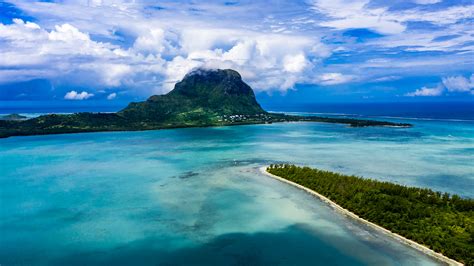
[1,119,473,265]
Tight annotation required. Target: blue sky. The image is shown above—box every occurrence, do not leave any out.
[0,0,473,105]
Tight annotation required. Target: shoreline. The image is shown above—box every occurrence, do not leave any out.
[0,118,410,139]
[258,166,463,266]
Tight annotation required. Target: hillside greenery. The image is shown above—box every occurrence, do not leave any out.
[267,164,473,265]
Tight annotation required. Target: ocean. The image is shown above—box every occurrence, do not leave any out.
[2,101,473,121]
[0,102,473,265]
[263,101,474,121]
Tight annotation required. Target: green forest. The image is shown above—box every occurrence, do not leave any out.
[267,164,473,265]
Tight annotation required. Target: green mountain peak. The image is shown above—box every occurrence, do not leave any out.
[119,68,265,123]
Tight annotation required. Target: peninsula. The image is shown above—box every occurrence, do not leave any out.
[263,164,473,265]
[0,69,411,138]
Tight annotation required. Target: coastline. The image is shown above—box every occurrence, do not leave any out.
[0,117,411,139]
[258,166,463,266]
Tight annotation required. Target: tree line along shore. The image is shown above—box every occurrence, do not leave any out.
[266,164,473,265]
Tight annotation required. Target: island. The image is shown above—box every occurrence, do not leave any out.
[0,69,411,138]
[0,113,27,121]
[263,164,473,265]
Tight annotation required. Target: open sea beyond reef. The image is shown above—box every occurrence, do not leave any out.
[0,103,473,265]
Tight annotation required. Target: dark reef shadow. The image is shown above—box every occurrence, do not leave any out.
[45,225,367,266]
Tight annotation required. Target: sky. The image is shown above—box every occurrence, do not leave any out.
[0,0,473,106]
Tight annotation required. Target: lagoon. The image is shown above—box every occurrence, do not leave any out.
[1,118,473,265]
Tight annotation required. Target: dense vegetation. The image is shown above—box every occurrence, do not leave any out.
[267,164,473,265]
[0,69,410,138]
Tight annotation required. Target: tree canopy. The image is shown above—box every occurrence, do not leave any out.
[267,164,473,265]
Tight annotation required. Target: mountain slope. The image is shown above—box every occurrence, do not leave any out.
[118,69,265,125]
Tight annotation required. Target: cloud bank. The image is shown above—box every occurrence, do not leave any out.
[0,0,472,101]
[0,13,328,95]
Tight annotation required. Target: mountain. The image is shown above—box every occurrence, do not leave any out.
[0,69,411,138]
[118,69,265,126]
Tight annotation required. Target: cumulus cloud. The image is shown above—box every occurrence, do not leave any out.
[1,0,473,100]
[405,84,444,97]
[406,74,474,96]
[0,19,125,83]
[107,92,117,100]
[133,28,166,54]
[442,75,474,92]
[64,90,94,100]
[0,16,326,94]
[283,54,308,73]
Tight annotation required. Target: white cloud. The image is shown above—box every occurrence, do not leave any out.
[0,19,124,79]
[406,74,474,96]
[413,0,442,4]
[49,23,89,42]
[316,73,356,85]
[283,53,307,73]
[80,63,133,87]
[107,92,117,100]
[311,0,473,35]
[398,6,474,26]
[311,0,406,34]
[0,15,327,93]
[442,75,474,92]
[64,90,94,100]
[157,30,324,91]
[2,0,472,99]
[367,30,473,52]
[372,76,401,82]
[133,28,166,54]
[405,84,444,97]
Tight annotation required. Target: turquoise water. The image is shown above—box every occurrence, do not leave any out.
[1,118,473,265]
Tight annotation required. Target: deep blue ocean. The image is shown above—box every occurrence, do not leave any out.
[264,101,474,121]
[2,101,472,121]
[1,101,473,265]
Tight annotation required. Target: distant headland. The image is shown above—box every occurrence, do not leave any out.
[0,69,411,138]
